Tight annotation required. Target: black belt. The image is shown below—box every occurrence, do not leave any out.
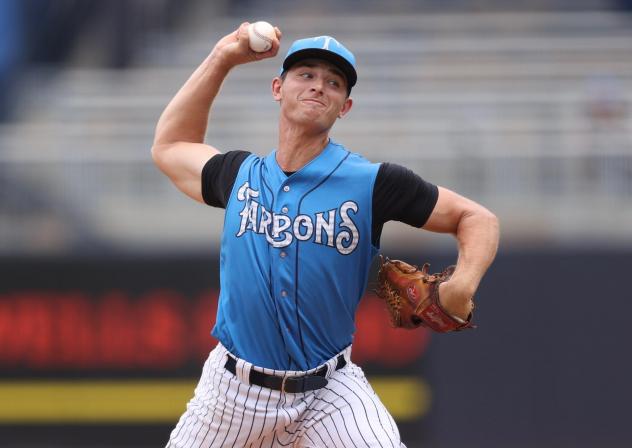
[224,354,346,393]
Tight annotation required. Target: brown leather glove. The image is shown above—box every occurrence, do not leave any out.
[375,256,475,332]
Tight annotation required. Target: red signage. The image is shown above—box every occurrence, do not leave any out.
[0,290,430,371]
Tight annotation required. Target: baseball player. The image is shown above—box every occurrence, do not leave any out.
[152,22,499,448]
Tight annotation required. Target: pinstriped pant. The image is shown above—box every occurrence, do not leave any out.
[166,343,406,448]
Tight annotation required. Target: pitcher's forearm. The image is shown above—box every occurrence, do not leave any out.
[452,207,499,297]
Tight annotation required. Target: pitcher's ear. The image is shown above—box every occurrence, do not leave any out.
[272,77,283,101]
[338,97,353,118]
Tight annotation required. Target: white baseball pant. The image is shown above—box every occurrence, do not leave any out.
[165,342,405,447]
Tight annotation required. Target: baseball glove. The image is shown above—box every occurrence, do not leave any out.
[375,256,475,332]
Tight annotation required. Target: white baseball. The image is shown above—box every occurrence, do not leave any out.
[248,21,275,53]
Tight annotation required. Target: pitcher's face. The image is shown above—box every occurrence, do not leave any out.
[272,59,353,132]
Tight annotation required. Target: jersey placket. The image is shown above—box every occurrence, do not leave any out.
[269,180,306,369]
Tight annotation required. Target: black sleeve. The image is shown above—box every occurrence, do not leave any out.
[372,162,439,246]
[201,150,251,208]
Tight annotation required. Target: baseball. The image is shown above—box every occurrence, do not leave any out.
[248,21,275,52]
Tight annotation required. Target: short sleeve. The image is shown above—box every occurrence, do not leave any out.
[371,162,439,245]
[201,150,251,208]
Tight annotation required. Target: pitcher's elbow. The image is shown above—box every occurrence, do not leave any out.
[478,206,499,234]
[151,143,169,169]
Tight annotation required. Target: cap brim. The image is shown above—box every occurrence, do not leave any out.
[282,49,357,90]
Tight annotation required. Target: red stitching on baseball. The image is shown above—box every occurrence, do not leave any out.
[253,25,273,49]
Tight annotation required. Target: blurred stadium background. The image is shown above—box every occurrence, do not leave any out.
[1,0,631,447]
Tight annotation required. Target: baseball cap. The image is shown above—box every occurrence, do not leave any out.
[280,36,357,93]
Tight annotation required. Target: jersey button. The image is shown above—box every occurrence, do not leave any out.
[283,185,290,192]
[281,290,288,297]
[281,207,288,213]
[280,251,287,258]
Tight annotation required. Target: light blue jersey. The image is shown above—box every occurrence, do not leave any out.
[211,140,380,370]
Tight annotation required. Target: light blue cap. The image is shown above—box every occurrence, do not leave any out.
[280,36,357,92]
